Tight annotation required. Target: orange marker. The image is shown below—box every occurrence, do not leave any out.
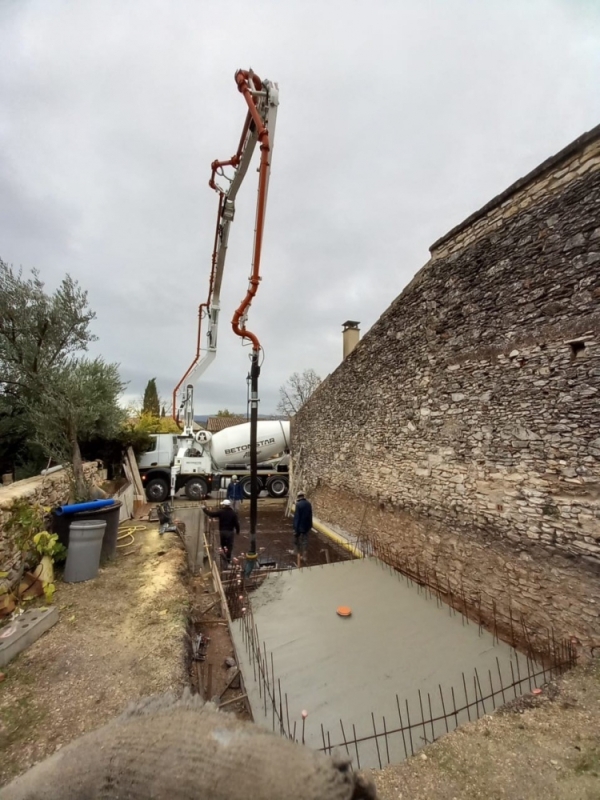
[337,606,352,617]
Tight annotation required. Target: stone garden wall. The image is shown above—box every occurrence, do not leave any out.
[0,463,100,595]
[292,125,600,654]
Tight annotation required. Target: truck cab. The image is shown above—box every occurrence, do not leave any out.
[137,434,178,502]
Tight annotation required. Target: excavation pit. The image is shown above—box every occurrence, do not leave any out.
[201,499,350,570]
[231,556,569,769]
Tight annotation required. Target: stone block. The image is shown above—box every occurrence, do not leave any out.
[0,606,59,667]
[564,233,586,251]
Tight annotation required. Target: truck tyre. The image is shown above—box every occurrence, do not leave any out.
[145,478,169,502]
[185,477,209,501]
[240,476,264,499]
[266,475,288,498]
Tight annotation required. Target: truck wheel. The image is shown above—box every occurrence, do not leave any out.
[240,476,264,499]
[145,478,169,502]
[266,475,289,498]
[185,477,209,500]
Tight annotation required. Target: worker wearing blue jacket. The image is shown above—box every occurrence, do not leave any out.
[293,491,313,561]
[226,475,244,512]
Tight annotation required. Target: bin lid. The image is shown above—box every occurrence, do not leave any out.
[69,520,107,530]
[73,499,122,516]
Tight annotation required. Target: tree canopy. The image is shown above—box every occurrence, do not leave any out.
[131,411,180,435]
[276,369,322,417]
[0,260,98,476]
[0,261,96,392]
[142,378,160,417]
[29,358,126,498]
[0,258,127,495]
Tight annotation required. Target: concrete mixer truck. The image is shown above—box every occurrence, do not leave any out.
[137,419,290,502]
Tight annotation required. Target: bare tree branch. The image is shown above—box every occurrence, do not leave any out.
[276,369,321,417]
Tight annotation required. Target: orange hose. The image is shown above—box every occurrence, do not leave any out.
[231,69,272,353]
[171,69,272,419]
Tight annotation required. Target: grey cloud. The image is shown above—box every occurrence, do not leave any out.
[1,0,599,414]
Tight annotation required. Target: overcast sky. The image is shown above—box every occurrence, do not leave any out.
[1,0,599,415]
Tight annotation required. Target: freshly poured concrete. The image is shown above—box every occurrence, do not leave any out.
[231,558,538,768]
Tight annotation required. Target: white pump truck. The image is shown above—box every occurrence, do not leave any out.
[138,69,287,504]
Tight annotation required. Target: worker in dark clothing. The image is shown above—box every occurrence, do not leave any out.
[293,491,313,562]
[226,474,243,513]
[202,499,240,566]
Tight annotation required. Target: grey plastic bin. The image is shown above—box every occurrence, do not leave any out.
[63,520,106,583]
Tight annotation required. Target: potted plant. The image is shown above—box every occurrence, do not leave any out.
[31,531,67,602]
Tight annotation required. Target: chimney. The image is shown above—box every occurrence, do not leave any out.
[342,320,360,359]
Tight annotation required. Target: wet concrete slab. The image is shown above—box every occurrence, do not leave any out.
[231,557,540,768]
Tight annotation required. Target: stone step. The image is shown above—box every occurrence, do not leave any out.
[0,606,59,667]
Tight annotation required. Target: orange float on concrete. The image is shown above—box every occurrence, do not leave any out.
[336,606,352,617]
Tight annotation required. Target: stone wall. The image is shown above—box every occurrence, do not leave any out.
[0,463,100,595]
[292,126,600,654]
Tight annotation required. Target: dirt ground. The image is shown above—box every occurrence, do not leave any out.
[370,661,600,800]
[201,497,350,568]
[0,521,188,787]
[0,499,343,790]
[4,499,598,799]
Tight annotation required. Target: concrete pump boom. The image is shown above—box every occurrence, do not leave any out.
[172,69,279,435]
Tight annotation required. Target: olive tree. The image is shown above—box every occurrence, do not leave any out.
[29,358,126,500]
[0,260,96,475]
[0,259,126,493]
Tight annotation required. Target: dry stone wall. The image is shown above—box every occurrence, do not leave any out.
[293,127,600,653]
[0,463,100,595]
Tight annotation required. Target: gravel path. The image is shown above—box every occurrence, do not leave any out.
[0,522,188,787]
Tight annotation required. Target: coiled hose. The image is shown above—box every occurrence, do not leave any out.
[116,524,147,553]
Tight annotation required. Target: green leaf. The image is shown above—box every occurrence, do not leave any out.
[43,583,56,603]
